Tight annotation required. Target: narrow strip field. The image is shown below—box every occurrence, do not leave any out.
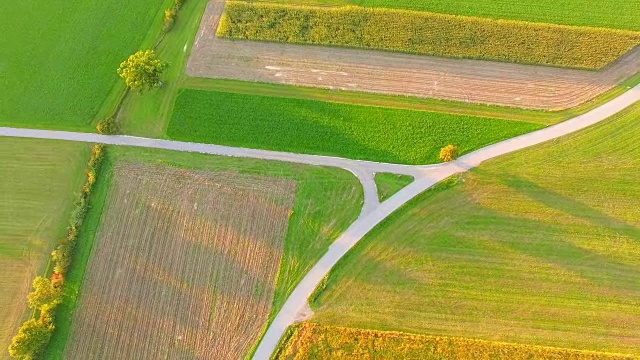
[65,162,296,359]
[218,2,640,69]
[187,1,640,110]
[308,103,640,353]
[0,138,89,356]
[166,89,541,164]
[261,0,640,31]
[276,323,634,360]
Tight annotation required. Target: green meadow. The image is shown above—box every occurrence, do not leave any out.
[0,0,166,130]
[310,103,640,353]
[167,89,541,165]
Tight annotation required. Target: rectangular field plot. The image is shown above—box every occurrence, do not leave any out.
[65,163,296,359]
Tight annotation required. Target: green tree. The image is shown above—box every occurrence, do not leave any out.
[27,277,60,310]
[117,50,167,92]
[7,319,53,360]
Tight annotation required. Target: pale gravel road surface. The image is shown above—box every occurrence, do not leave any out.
[1,84,639,358]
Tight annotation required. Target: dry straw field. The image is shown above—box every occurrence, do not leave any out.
[64,163,296,359]
[218,1,640,69]
[277,323,635,360]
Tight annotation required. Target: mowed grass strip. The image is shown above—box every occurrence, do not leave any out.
[310,104,640,353]
[65,163,296,359]
[0,0,165,129]
[167,89,541,165]
[0,138,89,354]
[374,173,414,202]
[277,323,634,360]
[217,1,640,69]
[262,0,640,31]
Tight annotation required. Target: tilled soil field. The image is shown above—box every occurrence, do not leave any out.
[187,0,640,110]
[65,163,296,359]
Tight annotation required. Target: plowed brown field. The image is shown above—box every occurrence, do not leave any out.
[65,163,296,359]
[187,0,640,110]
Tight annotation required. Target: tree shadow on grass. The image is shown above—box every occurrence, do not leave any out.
[490,175,640,292]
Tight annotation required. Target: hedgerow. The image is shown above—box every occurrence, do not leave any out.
[217,2,640,69]
[7,145,105,360]
[276,323,635,360]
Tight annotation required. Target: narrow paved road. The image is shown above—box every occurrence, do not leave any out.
[0,84,639,358]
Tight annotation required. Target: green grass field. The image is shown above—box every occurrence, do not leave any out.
[265,0,640,31]
[43,145,363,358]
[0,138,89,357]
[0,0,166,130]
[374,173,414,202]
[309,103,640,354]
[166,89,541,165]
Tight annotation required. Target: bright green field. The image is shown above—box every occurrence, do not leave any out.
[265,0,640,31]
[0,0,166,130]
[374,173,414,202]
[166,89,542,165]
[43,146,363,358]
[0,138,89,358]
[310,103,640,354]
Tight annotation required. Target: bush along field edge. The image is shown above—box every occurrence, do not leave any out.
[6,145,105,360]
[275,323,637,360]
[217,1,640,70]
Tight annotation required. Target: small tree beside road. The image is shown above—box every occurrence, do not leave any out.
[439,144,458,162]
[117,50,167,92]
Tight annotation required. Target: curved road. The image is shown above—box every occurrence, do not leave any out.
[0,84,639,358]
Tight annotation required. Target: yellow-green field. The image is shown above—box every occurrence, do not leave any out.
[0,138,89,357]
[309,103,640,353]
[277,323,635,359]
[218,1,640,69]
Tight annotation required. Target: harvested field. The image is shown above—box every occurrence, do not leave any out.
[187,1,640,110]
[65,163,296,359]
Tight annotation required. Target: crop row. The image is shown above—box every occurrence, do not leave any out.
[64,163,296,359]
[276,323,635,360]
[217,1,640,69]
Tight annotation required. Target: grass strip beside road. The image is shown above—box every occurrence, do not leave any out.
[374,173,414,202]
[276,323,634,359]
[218,1,640,69]
[166,89,542,165]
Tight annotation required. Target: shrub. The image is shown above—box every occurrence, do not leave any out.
[162,0,184,33]
[27,277,61,311]
[7,319,53,360]
[439,144,458,162]
[96,117,118,135]
[163,8,177,32]
[218,2,640,69]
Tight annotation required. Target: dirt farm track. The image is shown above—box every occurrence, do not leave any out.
[187,0,640,111]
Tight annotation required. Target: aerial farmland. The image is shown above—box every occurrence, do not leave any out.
[1,0,639,359]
